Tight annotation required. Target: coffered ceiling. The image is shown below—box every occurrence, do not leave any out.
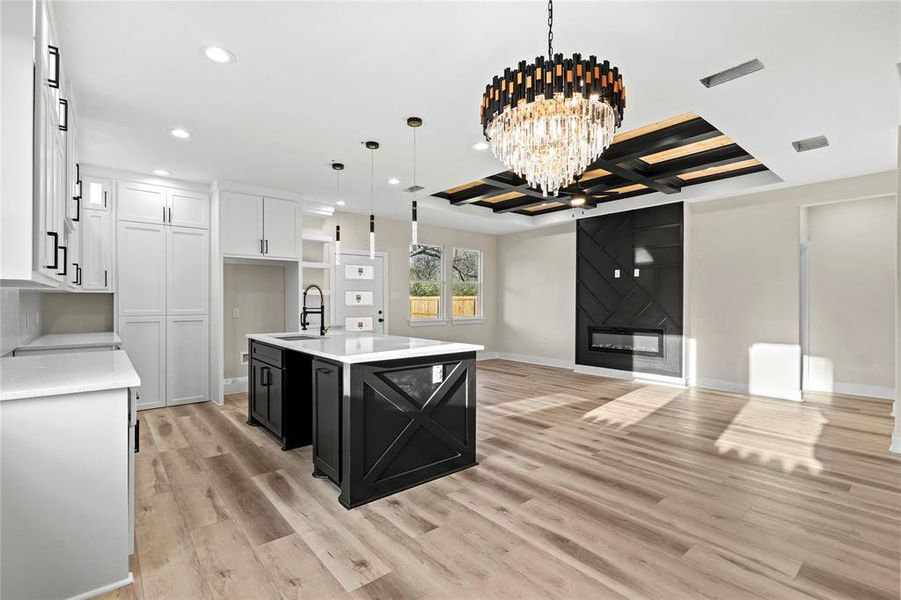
[54,1,899,235]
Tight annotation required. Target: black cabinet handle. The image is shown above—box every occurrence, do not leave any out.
[72,262,79,285]
[260,239,264,254]
[45,232,59,269]
[135,419,140,453]
[261,366,270,386]
[77,265,82,286]
[103,190,107,208]
[168,207,172,223]
[104,270,108,288]
[47,45,59,88]
[316,367,333,375]
[265,239,269,254]
[162,206,166,223]
[58,98,68,131]
[73,196,80,221]
[57,245,67,276]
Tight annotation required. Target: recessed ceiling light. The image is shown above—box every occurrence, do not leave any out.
[170,128,191,139]
[700,59,764,88]
[204,46,235,64]
[472,141,489,151]
[336,200,346,206]
[152,169,171,176]
[387,177,400,185]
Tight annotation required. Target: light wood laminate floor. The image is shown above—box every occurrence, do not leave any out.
[102,360,901,600]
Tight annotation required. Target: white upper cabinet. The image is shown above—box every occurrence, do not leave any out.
[80,208,112,291]
[168,188,209,229]
[118,181,167,225]
[219,192,300,259]
[167,226,209,315]
[117,221,167,316]
[262,197,301,259]
[220,191,264,256]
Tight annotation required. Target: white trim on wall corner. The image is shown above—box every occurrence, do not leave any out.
[69,575,134,600]
[476,351,498,361]
[224,376,248,395]
[890,432,901,455]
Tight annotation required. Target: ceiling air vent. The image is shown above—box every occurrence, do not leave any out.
[700,59,764,88]
[404,185,425,193]
[792,136,829,153]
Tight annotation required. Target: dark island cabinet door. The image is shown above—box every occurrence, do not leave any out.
[250,359,269,424]
[267,366,284,435]
[312,359,341,483]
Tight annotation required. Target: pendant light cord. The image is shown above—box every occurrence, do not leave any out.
[547,0,553,59]
[370,149,374,214]
[412,127,417,201]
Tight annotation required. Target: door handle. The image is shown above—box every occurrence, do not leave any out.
[46,232,59,269]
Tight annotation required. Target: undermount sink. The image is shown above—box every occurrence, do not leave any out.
[273,334,320,341]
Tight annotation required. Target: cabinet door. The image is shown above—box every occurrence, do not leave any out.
[168,188,209,230]
[250,359,270,425]
[82,176,110,211]
[263,197,300,259]
[118,181,166,225]
[267,367,284,435]
[312,359,341,482]
[167,226,209,315]
[166,315,209,406]
[117,221,166,316]
[119,316,166,411]
[81,209,112,291]
[220,191,263,256]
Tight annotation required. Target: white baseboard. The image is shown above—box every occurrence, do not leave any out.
[224,376,248,394]
[68,573,134,600]
[574,364,687,388]
[890,432,901,455]
[493,352,575,370]
[830,382,895,401]
[477,351,498,361]
[696,378,803,402]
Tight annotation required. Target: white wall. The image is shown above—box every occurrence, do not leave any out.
[223,264,285,378]
[313,212,499,352]
[804,197,896,397]
[494,171,898,401]
[496,223,575,365]
[0,290,42,356]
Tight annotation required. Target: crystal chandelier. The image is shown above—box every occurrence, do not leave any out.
[480,0,626,196]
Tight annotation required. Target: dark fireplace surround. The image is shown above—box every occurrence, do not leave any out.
[576,202,683,378]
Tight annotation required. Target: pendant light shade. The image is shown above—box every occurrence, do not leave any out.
[332,162,344,265]
[365,141,379,260]
[407,116,422,249]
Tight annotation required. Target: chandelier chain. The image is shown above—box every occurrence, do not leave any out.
[547,0,553,59]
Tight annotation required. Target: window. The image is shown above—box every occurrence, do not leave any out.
[452,248,482,320]
[409,244,443,321]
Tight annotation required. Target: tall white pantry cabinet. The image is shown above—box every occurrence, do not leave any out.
[117,180,210,410]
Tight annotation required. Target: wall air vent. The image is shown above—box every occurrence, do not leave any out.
[792,136,829,153]
[700,58,764,88]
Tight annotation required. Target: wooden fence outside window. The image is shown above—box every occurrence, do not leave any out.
[410,296,478,319]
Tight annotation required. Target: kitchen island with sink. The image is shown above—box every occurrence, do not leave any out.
[246,331,482,508]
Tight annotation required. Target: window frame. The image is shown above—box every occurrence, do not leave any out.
[450,246,484,323]
[408,242,447,325]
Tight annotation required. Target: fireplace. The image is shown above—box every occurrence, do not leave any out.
[588,326,664,358]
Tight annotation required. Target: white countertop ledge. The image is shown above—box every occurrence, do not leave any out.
[0,350,140,402]
[247,331,483,364]
[15,332,121,352]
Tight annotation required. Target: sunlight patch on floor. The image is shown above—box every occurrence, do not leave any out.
[485,393,588,417]
[714,398,826,474]
[581,385,683,429]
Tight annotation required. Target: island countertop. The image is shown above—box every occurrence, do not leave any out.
[247,330,483,364]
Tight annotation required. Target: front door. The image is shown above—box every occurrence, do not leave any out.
[333,252,386,334]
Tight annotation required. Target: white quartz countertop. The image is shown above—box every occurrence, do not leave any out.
[0,349,140,402]
[247,331,484,364]
[15,332,121,352]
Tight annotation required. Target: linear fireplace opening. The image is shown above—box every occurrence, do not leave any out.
[588,326,664,358]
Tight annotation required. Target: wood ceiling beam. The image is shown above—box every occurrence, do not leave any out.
[600,118,721,164]
[591,159,680,194]
[642,144,752,180]
[447,183,511,205]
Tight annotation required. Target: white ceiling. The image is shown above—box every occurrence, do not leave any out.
[55,1,899,235]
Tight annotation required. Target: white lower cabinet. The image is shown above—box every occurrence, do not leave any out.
[166,315,209,406]
[119,316,166,410]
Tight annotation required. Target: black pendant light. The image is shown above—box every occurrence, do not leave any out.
[332,162,343,265]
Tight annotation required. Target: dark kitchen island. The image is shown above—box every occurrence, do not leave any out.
[246,330,481,508]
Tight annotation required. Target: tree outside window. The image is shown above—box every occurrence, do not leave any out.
[452,248,481,319]
[409,244,443,320]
